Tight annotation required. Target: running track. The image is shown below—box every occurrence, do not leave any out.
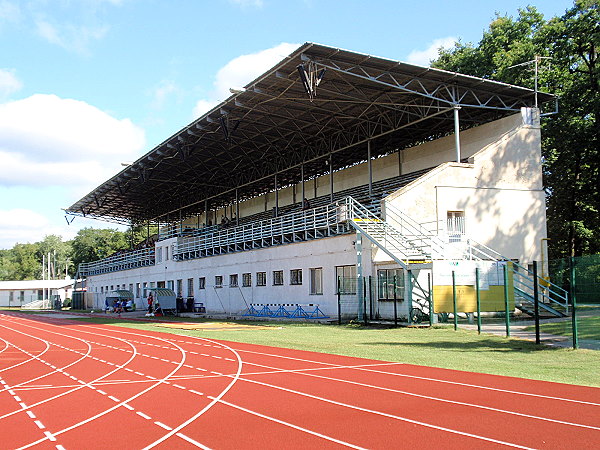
[0,311,598,449]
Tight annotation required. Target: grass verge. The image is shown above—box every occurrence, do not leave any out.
[70,316,600,387]
[524,315,600,340]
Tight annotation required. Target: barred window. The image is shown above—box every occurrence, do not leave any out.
[242,273,251,287]
[187,278,194,297]
[377,269,404,300]
[256,272,266,286]
[335,265,357,294]
[290,269,302,285]
[199,277,206,290]
[215,276,223,288]
[310,268,323,295]
[230,274,238,287]
[273,270,284,286]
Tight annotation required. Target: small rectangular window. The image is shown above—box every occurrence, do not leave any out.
[242,273,251,287]
[165,246,169,260]
[290,269,302,285]
[176,279,183,296]
[335,265,357,295]
[310,268,323,295]
[215,276,223,288]
[377,269,404,300]
[156,247,162,263]
[187,278,194,297]
[273,270,283,286]
[256,272,266,287]
[230,274,238,287]
[199,277,206,290]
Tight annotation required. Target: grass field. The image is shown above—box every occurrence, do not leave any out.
[524,315,600,340]
[61,315,600,388]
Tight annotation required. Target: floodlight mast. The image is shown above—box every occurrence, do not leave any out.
[508,55,552,109]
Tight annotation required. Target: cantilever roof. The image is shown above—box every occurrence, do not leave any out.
[66,42,553,224]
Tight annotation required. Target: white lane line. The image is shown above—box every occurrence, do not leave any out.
[211,397,366,450]
[122,403,134,411]
[34,420,45,429]
[136,411,152,420]
[97,390,107,395]
[173,384,186,390]
[14,395,21,401]
[176,432,212,449]
[108,395,120,402]
[189,390,204,396]
[56,445,66,450]
[240,359,600,431]
[233,375,534,450]
[26,411,36,419]
[229,346,600,407]
[155,421,172,431]
[43,431,56,442]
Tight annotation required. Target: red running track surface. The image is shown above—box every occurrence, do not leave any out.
[0,311,599,449]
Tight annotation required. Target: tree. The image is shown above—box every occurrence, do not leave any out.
[433,1,599,258]
[69,228,129,274]
[0,243,41,280]
[37,235,72,279]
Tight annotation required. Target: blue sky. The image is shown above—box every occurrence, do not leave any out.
[0,0,573,249]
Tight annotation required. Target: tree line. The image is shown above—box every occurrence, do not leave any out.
[432,0,599,258]
[0,226,156,281]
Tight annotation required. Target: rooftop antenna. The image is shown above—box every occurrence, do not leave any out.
[507,55,552,109]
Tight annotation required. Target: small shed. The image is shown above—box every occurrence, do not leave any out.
[149,288,176,311]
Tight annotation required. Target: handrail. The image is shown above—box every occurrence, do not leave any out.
[78,247,155,276]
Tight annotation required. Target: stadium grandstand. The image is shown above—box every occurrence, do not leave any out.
[66,42,569,322]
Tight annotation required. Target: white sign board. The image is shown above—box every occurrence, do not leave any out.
[433,260,508,290]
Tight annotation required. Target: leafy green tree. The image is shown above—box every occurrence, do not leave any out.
[433,1,599,257]
[69,228,129,274]
[37,235,72,279]
[0,243,41,280]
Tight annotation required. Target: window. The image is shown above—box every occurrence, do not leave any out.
[156,247,162,263]
[176,279,183,296]
[187,278,194,297]
[215,276,223,288]
[256,272,266,286]
[136,283,141,298]
[142,282,148,297]
[167,280,174,290]
[310,268,323,295]
[447,211,465,242]
[165,246,169,260]
[273,270,283,286]
[335,265,357,294]
[242,273,251,287]
[290,269,302,285]
[230,274,238,287]
[199,277,206,290]
[377,269,404,300]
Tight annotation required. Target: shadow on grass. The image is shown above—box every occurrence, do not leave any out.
[364,339,558,353]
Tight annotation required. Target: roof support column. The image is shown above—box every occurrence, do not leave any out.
[235,189,239,225]
[274,173,279,217]
[329,153,333,203]
[454,105,461,163]
[205,199,209,226]
[301,163,305,203]
[368,140,373,197]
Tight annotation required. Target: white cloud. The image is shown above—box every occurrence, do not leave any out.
[0,94,145,189]
[0,0,20,24]
[151,80,178,109]
[35,18,108,55]
[229,0,264,7]
[0,68,22,98]
[406,37,457,66]
[0,208,67,247]
[193,42,299,117]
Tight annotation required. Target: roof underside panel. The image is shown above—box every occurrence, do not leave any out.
[67,43,553,224]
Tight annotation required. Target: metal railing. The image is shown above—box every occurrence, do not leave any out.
[78,247,155,276]
[175,201,350,258]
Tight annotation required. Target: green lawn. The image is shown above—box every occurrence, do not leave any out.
[70,316,600,388]
[525,315,600,340]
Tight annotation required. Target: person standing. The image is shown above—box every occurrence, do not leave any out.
[147,292,154,313]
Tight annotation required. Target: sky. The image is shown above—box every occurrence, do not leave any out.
[0,0,575,249]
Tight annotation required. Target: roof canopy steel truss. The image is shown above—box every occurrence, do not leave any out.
[66,43,552,226]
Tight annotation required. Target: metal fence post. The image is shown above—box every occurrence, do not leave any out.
[503,265,510,337]
[533,261,540,344]
[393,275,398,327]
[369,275,373,320]
[428,273,433,327]
[407,269,413,325]
[570,257,578,349]
[363,277,368,326]
[452,270,458,331]
[475,267,481,334]
[337,276,342,325]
